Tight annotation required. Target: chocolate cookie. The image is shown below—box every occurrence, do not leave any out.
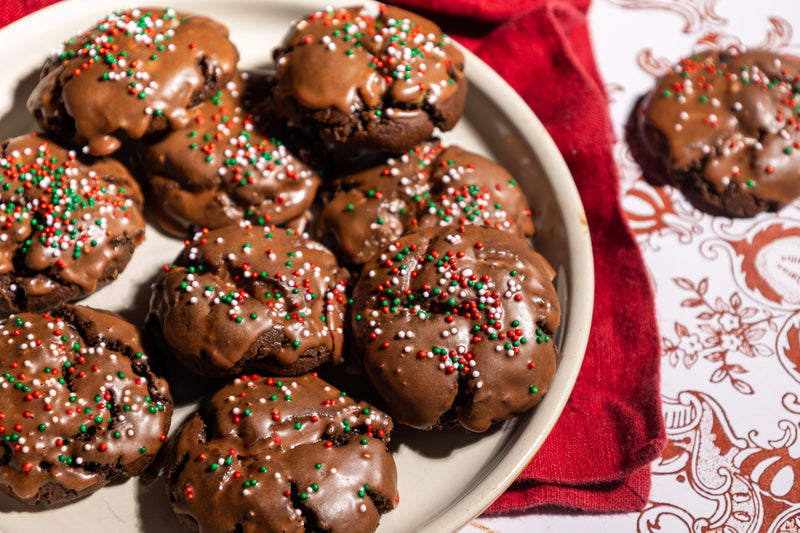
[0,304,172,505]
[273,4,467,152]
[163,373,398,533]
[351,225,560,432]
[0,134,145,312]
[147,224,348,377]
[317,140,534,265]
[628,47,800,217]
[28,7,239,156]
[143,71,321,237]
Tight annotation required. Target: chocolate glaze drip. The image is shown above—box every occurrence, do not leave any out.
[148,224,348,377]
[164,373,398,533]
[317,140,534,265]
[272,4,466,151]
[144,71,320,237]
[0,134,145,312]
[634,48,800,215]
[352,225,560,432]
[0,305,172,504]
[27,7,239,156]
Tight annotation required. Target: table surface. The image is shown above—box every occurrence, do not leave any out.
[0,1,794,532]
[463,0,800,531]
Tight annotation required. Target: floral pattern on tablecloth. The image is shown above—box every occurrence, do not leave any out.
[466,1,800,531]
[613,0,800,531]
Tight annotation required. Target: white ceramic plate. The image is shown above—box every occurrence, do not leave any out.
[0,1,594,531]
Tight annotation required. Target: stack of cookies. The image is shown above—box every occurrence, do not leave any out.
[0,4,564,532]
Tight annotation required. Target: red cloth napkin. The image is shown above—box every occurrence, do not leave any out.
[1,0,665,516]
[392,0,666,514]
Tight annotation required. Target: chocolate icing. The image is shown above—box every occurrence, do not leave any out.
[27,7,239,156]
[144,71,321,236]
[634,48,800,216]
[273,4,466,152]
[351,225,560,432]
[0,134,145,312]
[0,304,172,504]
[148,224,348,376]
[317,140,534,265]
[164,373,398,533]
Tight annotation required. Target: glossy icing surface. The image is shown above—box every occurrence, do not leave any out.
[145,71,320,236]
[637,48,800,209]
[165,373,398,533]
[149,224,348,376]
[0,305,171,504]
[318,140,534,265]
[352,225,560,432]
[0,134,145,310]
[28,7,238,155]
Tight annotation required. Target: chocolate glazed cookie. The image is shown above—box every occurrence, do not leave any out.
[0,134,145,312]
[351,225,560,432]
[273,4,467,152]
[628,47,800,217]
[0,305,172,505]
[27,7,238,156]
[163,373,398,533]
[143,71,321,237]
[317,140,534,265]
[147,224,348,377]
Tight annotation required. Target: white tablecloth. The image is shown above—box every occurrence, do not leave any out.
[464,0,800,531]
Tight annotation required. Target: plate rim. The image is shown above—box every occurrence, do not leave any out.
[430,28,594,533]
[0,1,595,531]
